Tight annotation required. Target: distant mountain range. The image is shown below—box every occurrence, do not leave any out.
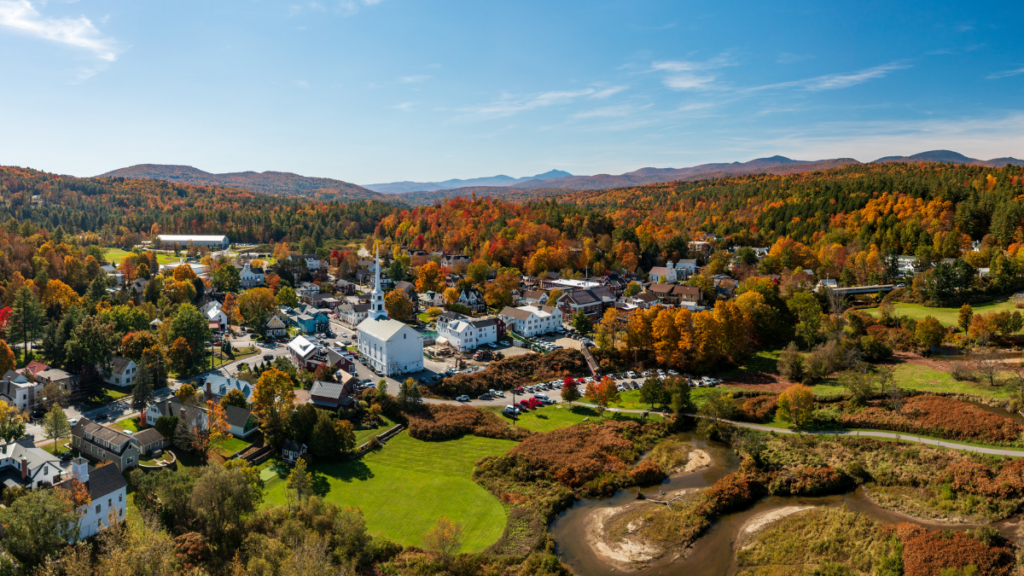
[100,164,386,203]
[100,151,1024,205]
[364,169,572,194]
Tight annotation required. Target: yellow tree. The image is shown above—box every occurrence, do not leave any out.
[595,308,620,351]
[777,384,815,427]
[252,368,296,445]
[690,311,723,372]
[273,242,291,263]
[416,262,446,293]
[624,308,655,358]
[713,300,750,362]
[0,340,14,375]
[652,308,681,368]
[222,293,242,325]
[41,280,80,314]
[443,287,459,305]
[384,290,413,320]
[204,400,232,455]
[173,264,198,283]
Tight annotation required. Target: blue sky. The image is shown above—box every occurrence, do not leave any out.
[1,0,1022,184]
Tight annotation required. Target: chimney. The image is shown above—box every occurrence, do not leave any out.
[72,458,89,484]
[21,457,27,479]
[206,380,212,399]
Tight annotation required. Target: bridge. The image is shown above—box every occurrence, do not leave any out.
[827,284,898,296]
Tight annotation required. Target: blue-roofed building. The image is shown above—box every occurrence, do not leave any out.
[200,374,253,405]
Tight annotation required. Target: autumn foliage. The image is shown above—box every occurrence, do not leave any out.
[405,404,529,442]
[838,395,1024,444]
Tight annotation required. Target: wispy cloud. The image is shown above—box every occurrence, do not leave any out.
[337,0,385,15]
[461,87,628,120]
[391,102,414,112]
[0,0,118,61]
[651,53,736,91]
[399,74,431,84]
[750,62,911,92]
[987,66,1024,80]
[573,104,647,119]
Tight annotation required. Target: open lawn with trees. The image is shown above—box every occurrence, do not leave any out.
[260,432,517,551]
[484,404,662,432]
[866,301,1021,329]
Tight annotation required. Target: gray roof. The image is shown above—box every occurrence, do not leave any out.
[310,380,345,401]
[498,307,534,321]
[87,464,127,500]
[110,356,134,375]
[224,405,253,428]
[131,428,165,447]
[73,419,133,454]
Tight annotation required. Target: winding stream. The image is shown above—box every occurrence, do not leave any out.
[550,433,1023,576]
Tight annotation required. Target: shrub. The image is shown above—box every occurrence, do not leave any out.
[737,395,777,423]
[406,404,530,442]
[627,460,666,486]
[768,466,853,496]
[435,349,588,398]
[838,396,1024,445]
[898,523,1015,576]
[950,361,977,382]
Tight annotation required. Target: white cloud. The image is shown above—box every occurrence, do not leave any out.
[337,0,385,15]
[777,52,814,64]
[749,62,911,92]
[573,104,642,119]
[591,85,628,98]
[987,67,1024,80]
[0,0,118,61]
[399,75,431,84]
[651,53,736,91]
[391,102,414,112]
[462,86,630,120]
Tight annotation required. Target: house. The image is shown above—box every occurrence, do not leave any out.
[309,376,358,410]
[541,278,601,293]
[688,241,713,254]
[436,312,505,351]
[337,302,371,327]
[104,357,138,388]
[100,265,126,287]
[224,405,259,438]
[239,263,265,289]
[64,459,127,539]
[519,290,548,306]
[0,370,42,411]
[648,283,704,307]
[282,440,307,463]
[675,259,698,276]
[200,374,253,405]
[291,254,322,271]
[457,287,486,313]
[35,368,79,402]
[128,278,149,295]
[648,266,678,284]
[441,254,471,269]
[71,419,140,471]
[266,314,288,338]
[156,234,230,249]
[280,304,329,334]
[557,288,616,321]
[305,293,341,310]
[395,281,418,311]
[498,305,563,337]
[288,336,352,372]
[816,278,839,292]
[131,428,167,455]
[297,282,320,298]
[335,280,357,295]
[628,291,663,309]
[0,437,66,489]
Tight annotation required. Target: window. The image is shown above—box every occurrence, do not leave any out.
[95,504,101,513]
[119,493,122,502]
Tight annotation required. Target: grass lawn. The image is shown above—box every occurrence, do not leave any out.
[261,432,516,551]
[805,363,1016,400]
[81,384,130,409]
[103,248,184,266]
[865,300,1021,329]
[354,416,397,446]
[485,404,663,433]
[717,347,785,379]
[140,452,174,466]
[111,416,146,433]
[215,436,253,456]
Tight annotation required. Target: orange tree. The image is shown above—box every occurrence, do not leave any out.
[584,376,620,408]
[777,384,815,427]
[252,368,296,447]
[384,290,414,320]
[416,262,445,293]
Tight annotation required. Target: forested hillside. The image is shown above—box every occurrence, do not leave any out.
[0,166,394,246]
[101,164,390,203]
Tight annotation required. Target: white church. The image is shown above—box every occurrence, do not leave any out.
[356,246,424,377]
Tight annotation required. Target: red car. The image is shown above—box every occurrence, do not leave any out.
[514,386,525,394]
[523,398,542,409]
[515,402,531,411]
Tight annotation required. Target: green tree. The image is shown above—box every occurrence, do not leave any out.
[276,285,300,308]
[9,287,46,356]
[288,403,320,445]
[0,401,26,443]
[915,316,946,348]
[168,304,212,375]
[99,304,150,336]
[786,291,822,348]
[397,378,422,410]
[42,404,71,454]
[0,489,80,568]
[777,384,815,427]
[287,457,313,503]
[40,304,84,368]
[387,259,407,283]
[571,310,592,334]
[63,314,119,375]
[623,282,642,298]
[639,377,666,409]
[212,263,241,293]
[131,353,157,413]
[220,388,248,410]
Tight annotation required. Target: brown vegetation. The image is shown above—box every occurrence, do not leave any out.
[435,349,588,397]
[838,395,1024,444]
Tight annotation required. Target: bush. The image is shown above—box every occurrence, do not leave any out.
[405,404,531,442]
[435,349,588,398]
[838,396,1024,445]
[950,361,977,382]
[768,466,853,496]
[737,395,777,423]
[627,460,666,486]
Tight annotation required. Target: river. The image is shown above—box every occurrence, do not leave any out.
[550,433,1022,576]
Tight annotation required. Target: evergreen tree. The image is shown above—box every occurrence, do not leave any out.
[9,287,46,357]
[131,354,156,413]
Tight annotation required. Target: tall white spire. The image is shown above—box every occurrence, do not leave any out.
[369,243,387,320]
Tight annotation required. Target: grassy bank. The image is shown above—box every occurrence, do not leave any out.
[865,300,1020,328]
[483,404,662,432]
[260,432,517,551]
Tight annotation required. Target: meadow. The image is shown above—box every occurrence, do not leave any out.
[260,432,517,551]
[865,301,1020,328]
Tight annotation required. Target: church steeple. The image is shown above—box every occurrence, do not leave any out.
[369,243,388,320]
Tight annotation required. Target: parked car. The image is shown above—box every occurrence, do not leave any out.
[67,418,79,426]
[502,405,520,417]
[263,354,273,361]
[456,395,470,402]
[95,413,109,422]
[478,394,492,401]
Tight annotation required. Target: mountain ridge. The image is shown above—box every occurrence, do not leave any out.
[364,169,572,194]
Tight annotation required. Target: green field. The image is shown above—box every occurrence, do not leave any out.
[865,301,1020,328]
[111,416,145,433]
[215,436,253,456]
[485,403,662,432]
[261,432,517,551]
[805,363,1016,400]
[354,416,397,445]
[102,248,183,266]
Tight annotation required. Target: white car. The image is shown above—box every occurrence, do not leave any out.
[503,405,521,416]
[67,418,79,426]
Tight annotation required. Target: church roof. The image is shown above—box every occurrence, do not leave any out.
[357,318,422,343]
